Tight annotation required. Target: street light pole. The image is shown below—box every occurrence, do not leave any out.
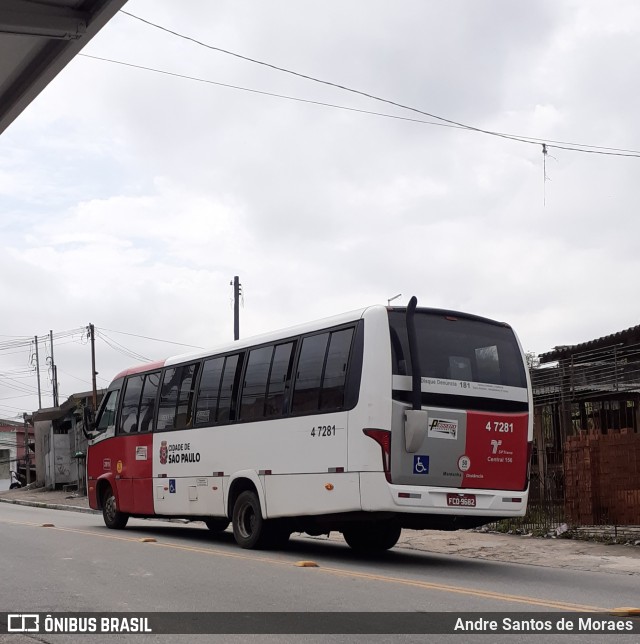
[387,294,402,306]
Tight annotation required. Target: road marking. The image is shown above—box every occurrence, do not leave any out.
[0,518,611,612]
[612,607,640,616]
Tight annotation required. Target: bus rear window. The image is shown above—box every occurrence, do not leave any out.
[388,310,527,389]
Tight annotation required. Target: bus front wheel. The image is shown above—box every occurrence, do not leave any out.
[343,523,401,552]
[102,486,129,530]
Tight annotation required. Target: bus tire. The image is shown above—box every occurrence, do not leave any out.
[343,523,401,552]
[204,518,230,533]
[232,490,272,549]
[102,486,129,530]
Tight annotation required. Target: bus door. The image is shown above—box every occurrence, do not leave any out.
[87,384,121,509]
[113,372,160,515]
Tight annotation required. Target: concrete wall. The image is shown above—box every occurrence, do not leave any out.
[0,431,17,490]
[34,420,50,487]
[38,416,88,490]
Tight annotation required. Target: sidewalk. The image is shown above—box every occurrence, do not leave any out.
[2,486,640,576]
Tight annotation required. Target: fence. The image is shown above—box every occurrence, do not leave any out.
[487,469,565,536]
[487,431,640,540]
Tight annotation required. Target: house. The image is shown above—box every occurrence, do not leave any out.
[32,390,104,492]
[0,418,35,489]
[531,324,640,526]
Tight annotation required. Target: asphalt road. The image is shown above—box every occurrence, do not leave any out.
[1,503,638,644]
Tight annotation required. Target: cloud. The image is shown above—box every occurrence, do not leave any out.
[1,0,639,415]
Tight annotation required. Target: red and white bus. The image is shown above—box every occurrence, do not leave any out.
[86,298,532,551]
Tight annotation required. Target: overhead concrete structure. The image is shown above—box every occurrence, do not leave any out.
[0,0,128,136]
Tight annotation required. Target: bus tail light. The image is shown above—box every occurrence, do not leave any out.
[363,429,392,483]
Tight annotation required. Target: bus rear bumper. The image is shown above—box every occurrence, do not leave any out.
[359,472,528,518]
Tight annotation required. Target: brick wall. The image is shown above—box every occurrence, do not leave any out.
[564,430,640,525]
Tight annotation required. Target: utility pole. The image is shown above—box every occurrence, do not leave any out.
[34,335,42,410]
[23,412,30,485]
[232,275,241,341]
[89,323,98,410]
[49,329,59,407]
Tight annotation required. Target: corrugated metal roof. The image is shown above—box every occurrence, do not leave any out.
[0,0,127,136]
[540,323,640,363]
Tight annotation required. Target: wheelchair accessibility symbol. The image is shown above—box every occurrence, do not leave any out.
[169,479,176,494]
[413,455,429,474]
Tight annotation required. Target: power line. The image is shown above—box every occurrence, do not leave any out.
[80,54,640,159]
[117,10,640,159]
[0,327,85,352]
[54,367,93,388]
[96,331,151,363]
[79,54,468,134]
[97,326,204,349]
[0,394,33,402]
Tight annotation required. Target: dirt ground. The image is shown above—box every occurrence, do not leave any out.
[2,486,640,577]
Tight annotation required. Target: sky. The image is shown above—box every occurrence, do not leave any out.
[1,0,640,419]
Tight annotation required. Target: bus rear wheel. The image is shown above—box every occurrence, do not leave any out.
[232,491,289,549]
[343,523,401,552]
[102,486,129,530]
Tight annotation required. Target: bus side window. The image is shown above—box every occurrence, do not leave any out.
[264,341,295,418]
[96,389,120,432]
[320,328,354,411]
[195,357,224,425]
[240,346,273,421]
[175,363,200,429]
[157,368,178,430]
[138,371,160,433]
[217,353,244,423]
[157,363,201,431]
[118,375,144,434]
[291,333,329,414]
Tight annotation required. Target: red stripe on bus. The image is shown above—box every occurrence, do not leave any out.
[113,359,166,381]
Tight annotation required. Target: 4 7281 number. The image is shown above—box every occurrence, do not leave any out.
[311,425,336,437]
[485,421,514,433]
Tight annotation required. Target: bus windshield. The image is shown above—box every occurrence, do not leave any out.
[389,309,527,389]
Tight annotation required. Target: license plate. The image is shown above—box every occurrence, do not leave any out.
[447,493,476,508]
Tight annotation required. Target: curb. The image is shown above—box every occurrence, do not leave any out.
[0,497,99,515]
